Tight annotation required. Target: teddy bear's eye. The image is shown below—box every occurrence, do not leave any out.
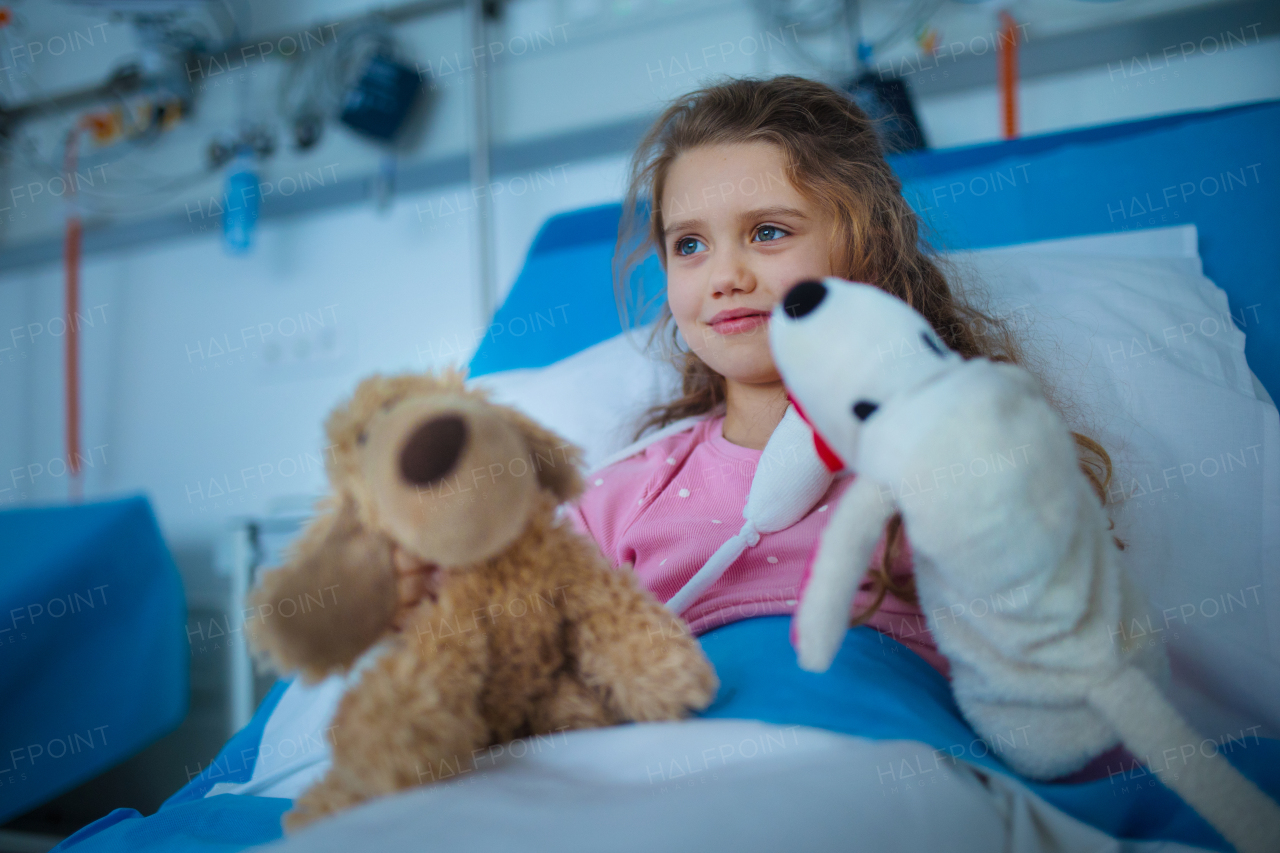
[357,431,368,446]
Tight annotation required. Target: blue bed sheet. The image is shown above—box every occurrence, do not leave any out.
[55,617,1279,852]
[0,495,188,824]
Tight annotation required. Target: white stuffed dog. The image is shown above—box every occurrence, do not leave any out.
[770,277,1280,853]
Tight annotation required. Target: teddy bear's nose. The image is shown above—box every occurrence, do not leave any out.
[399,414,468,485]
[782,279,828,319]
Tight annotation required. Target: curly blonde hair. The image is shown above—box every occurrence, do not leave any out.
[614,75,1122,626]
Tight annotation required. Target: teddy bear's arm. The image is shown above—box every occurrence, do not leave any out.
[245,496,399,683]
[559,563,718,723]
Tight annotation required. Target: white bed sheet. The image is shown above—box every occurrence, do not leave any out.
[247,718,1214,853]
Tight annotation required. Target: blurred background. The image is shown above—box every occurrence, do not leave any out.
[0,0,1276,848]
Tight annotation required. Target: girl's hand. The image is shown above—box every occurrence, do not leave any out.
[390,546,440,632]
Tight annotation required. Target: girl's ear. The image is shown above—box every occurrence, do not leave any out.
[502,407,584,503]
[244,495,398,683]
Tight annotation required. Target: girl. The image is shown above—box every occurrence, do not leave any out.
[567,75,1117,681]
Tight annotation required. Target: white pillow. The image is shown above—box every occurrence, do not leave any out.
[979,223,1200,260]
[470,328,681,471]
[474,226,1280,740]
[945,246,1280,741]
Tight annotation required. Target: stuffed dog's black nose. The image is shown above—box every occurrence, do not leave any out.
[782,280,827,319]
[400,414,468,485]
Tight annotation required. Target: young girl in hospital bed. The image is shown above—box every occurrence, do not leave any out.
[399,75,1129,782]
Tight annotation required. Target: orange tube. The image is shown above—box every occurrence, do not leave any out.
[998,11,1020,140]
[64,130,82,496]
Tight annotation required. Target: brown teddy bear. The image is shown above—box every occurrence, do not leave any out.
[245,369,718,831]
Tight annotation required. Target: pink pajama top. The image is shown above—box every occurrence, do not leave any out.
[564,414,951,679]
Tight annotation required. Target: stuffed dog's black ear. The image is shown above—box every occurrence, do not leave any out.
[245,495,398,683]
[501,407,584,502]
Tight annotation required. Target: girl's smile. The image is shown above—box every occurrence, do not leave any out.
[707,307,771,335]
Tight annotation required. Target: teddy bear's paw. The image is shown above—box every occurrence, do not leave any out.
[614,656,719,722]
[617,687,709,722]
[283,770,367,833]
[669,657,719,714]
[660,638,720,706]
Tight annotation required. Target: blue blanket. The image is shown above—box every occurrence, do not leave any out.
[54,617,1278,852]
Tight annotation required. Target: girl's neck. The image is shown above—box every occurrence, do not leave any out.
[721,378,789,450]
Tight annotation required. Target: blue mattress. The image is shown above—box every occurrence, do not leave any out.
[54,618,1279,852]
[0,496,188,824]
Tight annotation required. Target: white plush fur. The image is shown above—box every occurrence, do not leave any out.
[771,277,1280,853]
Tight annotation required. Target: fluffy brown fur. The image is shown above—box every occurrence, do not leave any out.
[244,369,718,831]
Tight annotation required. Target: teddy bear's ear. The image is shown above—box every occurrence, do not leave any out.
[244,495,398,683]
[502,407,584,503]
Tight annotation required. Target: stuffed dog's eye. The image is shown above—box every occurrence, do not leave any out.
[852,400,879,421]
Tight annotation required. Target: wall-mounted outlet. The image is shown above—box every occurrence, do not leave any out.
[256,308,354,382]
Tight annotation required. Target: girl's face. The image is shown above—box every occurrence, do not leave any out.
[661,142,836,387]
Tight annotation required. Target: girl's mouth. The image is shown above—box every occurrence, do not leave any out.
[709,311,770,335]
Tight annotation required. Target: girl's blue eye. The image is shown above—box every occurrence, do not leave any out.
[674,237,705,256]
[754,225,786,243]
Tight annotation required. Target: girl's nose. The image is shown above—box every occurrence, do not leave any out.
[708,249,755,297]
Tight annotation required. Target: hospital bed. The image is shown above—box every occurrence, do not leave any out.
[51,97,1280,852]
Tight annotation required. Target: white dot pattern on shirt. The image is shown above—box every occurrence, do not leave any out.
[604,425,844,625]
[594,478,604,486]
